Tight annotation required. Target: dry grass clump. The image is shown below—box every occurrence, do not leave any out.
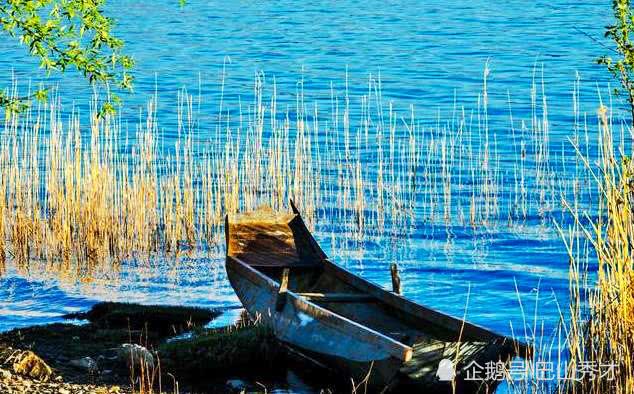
[558,106,634,394]
[0,87,327,278]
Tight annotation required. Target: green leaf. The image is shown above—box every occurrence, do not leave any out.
[34,88,49,102]
[0,0,136,110]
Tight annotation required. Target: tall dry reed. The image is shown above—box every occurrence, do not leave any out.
[0,70,587,279]
[558,105,634,394]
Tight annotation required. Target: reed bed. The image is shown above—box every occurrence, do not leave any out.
[0,70,600,281]
[502,102,633,394]
[555,105,634,394]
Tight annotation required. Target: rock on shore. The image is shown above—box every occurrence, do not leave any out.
[0,347,127,394]
[0,301,220,393]
[0,302,300,393]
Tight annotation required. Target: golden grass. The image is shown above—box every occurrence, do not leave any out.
[557,106,634,394]
[0,71,581,280]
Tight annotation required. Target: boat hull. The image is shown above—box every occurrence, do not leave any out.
[224,207,528,393]
[226,256,407,389]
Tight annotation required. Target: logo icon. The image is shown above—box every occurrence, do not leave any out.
[437,359,456,381]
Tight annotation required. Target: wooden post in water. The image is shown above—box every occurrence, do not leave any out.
[276,268,290,311]
[390,263,402,295]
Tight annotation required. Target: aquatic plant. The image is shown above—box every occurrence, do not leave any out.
[0,70,598,279]
[558,105,634,394]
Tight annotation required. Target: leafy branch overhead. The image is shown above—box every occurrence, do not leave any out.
[599,0,634,124]
[0,0,134,113]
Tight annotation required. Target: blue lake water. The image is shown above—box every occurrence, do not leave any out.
[0,1,622,391]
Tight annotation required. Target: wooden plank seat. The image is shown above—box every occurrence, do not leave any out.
[298,292,376,302]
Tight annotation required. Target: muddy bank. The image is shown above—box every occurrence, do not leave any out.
[0,302,335,393]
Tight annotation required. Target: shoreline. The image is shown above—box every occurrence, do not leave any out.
[0,302,315,394]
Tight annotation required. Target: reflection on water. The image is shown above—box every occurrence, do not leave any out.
[0,256,239,331]
[0,222,570,339]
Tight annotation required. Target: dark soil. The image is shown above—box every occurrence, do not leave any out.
[0,302,342,393]
[159,324,285,384]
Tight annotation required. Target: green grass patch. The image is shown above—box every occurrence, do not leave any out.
[159,324,285,381]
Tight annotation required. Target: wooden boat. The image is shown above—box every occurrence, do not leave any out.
[225,203,530,393]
